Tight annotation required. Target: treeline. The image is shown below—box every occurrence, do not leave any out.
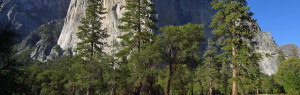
[0,0,300,95]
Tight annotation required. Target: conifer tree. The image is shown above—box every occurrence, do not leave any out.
[201,39,220,95]
[117,0,157,55]
[76,0,108,57]
[75,0,109,94]
[210,0,261,94]
[117,0,157,94]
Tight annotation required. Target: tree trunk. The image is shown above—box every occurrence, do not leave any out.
[231,23,238,95]
[72,85,75,95]
[137,0,141,52]
[87,86,90,95]
[148,85,152,95]
[166,48,174,95]
[209,76,213,95]
[231,46,238,95]
[209,62,213,95]
[91,42,94,56]
[166,63,173,95]
[256,88,259,95]
[232,65,237,95]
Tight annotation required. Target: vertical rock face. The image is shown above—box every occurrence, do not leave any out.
[59,0,279,75]
[58,0,126,52]
[57,0,87,51]
[154,0,215,36]
[254,31,279,75]
[58,0,214,51]
[0,0,70,38]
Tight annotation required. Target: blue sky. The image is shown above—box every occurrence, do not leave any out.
[247,0,300,46]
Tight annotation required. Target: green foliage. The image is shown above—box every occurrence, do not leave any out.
[260,75,284,94]
[195,39,222,94]
[128,42,163,94]
[74,1,111,94]
[76,0,108,57]
[116,0,158,94]
[2,0,295,95]
[210,0,262,94]
[157,64,191,95]
[265,53,272,58]
[158,23,205,95]
[0,22,24,94]
[275,58,300,95]
[37,20,64,40]
[0,22,20,70]
[158,23,205,62]
[117,0,157,56]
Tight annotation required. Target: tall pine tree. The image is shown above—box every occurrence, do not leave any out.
[117,0,157,55]
[210,0,261,94]
[201,39,220,95]
[76,0,108,57]
[117,0,157,94]
[75,0,109,94]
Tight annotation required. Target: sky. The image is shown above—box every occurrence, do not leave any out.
[247,0,300,46]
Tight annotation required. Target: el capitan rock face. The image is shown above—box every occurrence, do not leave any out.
[58,0,280,75]
[2,0,280,75]
[58,0,215,52]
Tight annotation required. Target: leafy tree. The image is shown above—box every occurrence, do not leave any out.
[158,23,205,95]
[275,58,300,95]
[128,42,163,94]
[0,21,22,94]
[260,74,284,94]
[0,22,19,70]
[36,70,66,95]
[210,0,261,94]
[158,64,191,95]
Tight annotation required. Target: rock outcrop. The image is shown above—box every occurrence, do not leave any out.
[58,0,126,52]
[0,0,70,38]
[20,20,64,62]
[279,44,300,59]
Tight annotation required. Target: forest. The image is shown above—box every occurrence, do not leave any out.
[0,0,300,95]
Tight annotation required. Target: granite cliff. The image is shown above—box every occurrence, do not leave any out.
[58,0,215,53]
[0,0,283,75]
[0,0,70,38]
[57,0,280,75]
